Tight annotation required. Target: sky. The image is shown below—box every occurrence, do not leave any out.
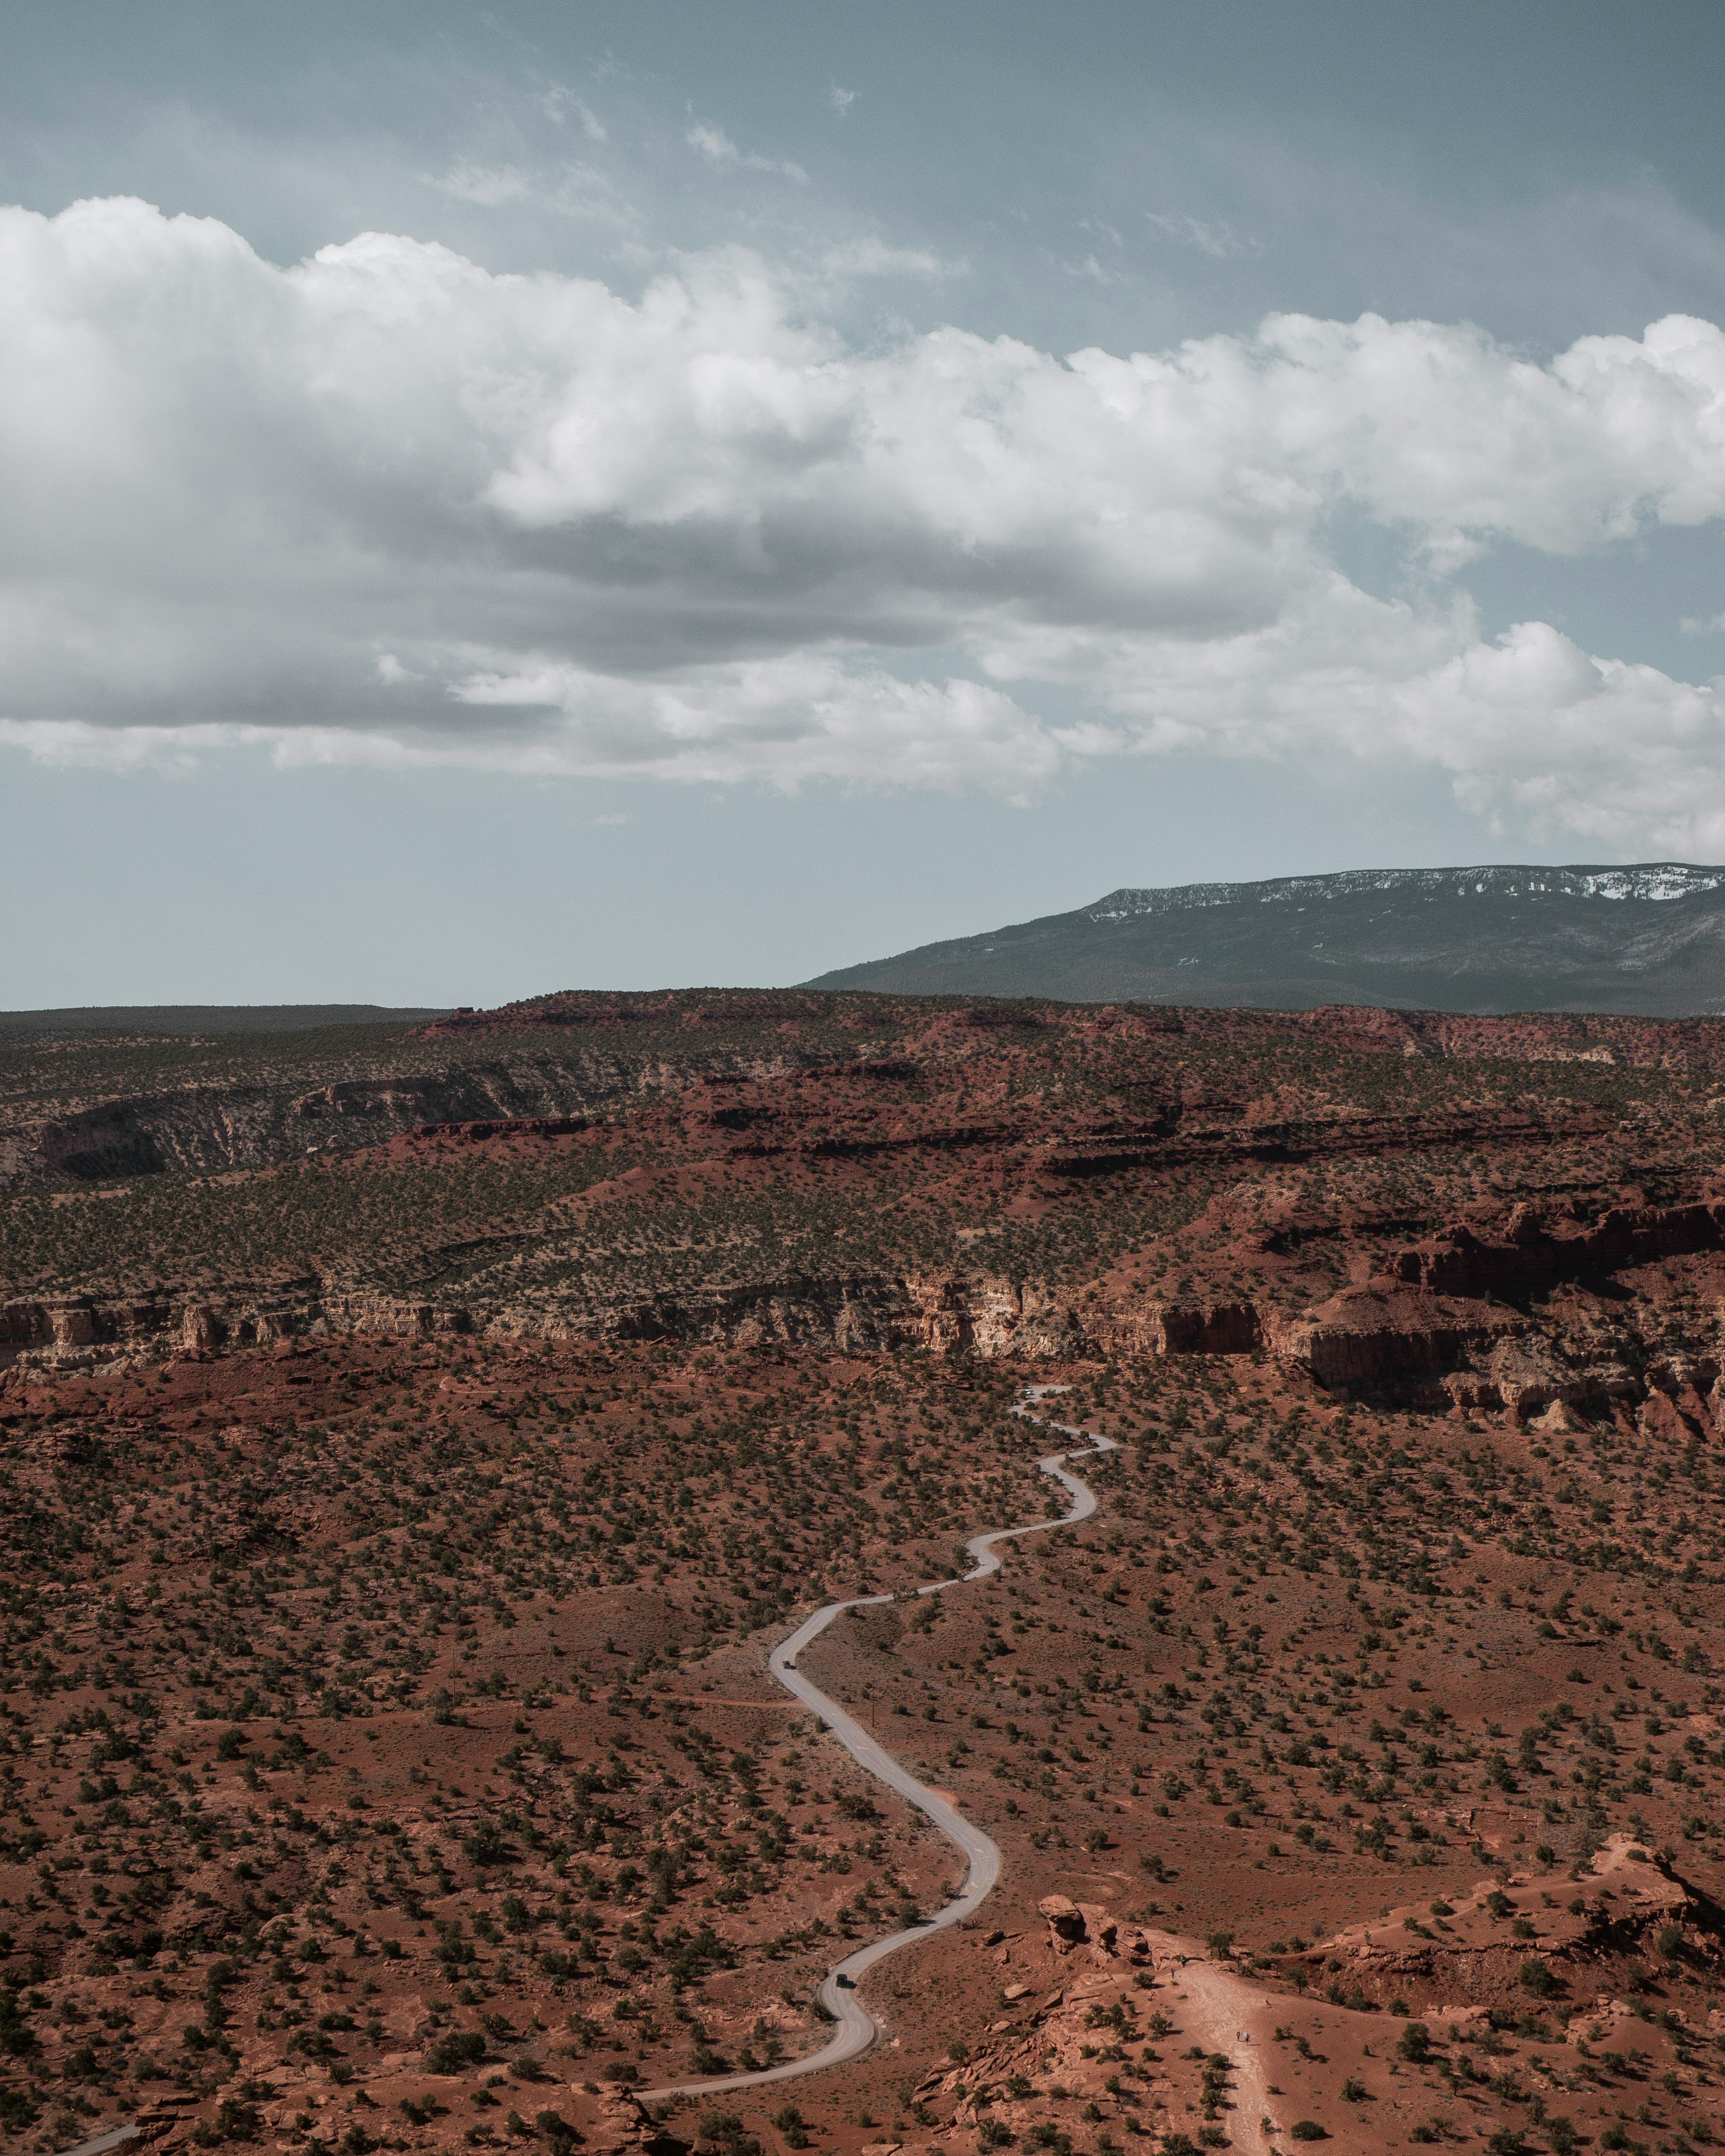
[3,0,1725,1005]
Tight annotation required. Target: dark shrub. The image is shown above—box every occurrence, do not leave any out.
[0,2088,37,2133]
[464,1819,507,1865]
[426,2028,486,2074]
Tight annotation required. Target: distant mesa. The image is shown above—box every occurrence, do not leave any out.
[802,862,1725,1016]
[0,1003,444,1038]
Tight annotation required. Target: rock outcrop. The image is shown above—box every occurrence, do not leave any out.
[0,1283,471,1380]
[1037,1894,1130,1961]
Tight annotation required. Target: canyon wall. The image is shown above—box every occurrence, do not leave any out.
[12,1192,1725,1427]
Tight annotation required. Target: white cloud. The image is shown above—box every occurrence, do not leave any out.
[817,237,947,280]
[422,159,635,227]
[424,161,533,208]
[685,123,808,186]
[538,84,607,141]
[830,86,857,118]
[1144,209,1260,260]
[4,197,1725,844]
[450,655,1058,796]
[0,664,1058,800]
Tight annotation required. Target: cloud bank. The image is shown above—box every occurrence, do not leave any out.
[3,196,1725,849]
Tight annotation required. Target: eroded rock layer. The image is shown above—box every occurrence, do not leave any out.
[9,994,1725,1428]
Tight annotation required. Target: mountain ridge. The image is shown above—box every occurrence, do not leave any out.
[803,859,1725,1014]
[1083,861,1725,914]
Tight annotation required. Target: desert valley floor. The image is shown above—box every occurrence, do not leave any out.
[6,993,1725,2156]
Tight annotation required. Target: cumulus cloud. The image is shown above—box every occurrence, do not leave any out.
[3,196,1725,846]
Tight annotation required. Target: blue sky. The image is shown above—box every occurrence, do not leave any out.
[3,0,1724,1004]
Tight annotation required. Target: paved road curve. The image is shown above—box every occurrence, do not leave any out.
[54,2128,141,2156]
[641,1388,1118,2102]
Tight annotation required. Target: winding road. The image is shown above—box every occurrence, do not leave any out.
[641,1387,1118,2101]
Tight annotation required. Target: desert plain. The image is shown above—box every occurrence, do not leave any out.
[3,992,1725,2156]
